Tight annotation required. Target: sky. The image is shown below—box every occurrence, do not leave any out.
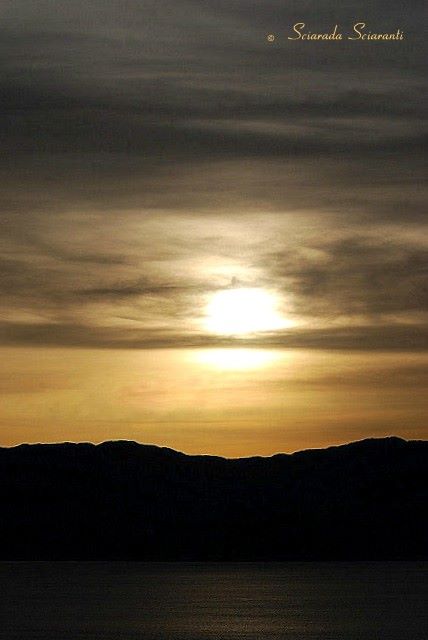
[0,1,427,455]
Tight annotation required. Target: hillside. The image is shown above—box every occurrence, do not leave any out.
[0,437,426,560]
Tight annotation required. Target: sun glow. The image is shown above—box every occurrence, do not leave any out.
[205,287,290,336]
[193,348,281,370]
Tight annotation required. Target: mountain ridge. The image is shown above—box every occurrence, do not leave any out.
[0,436,426,561]
[1,434,419,459]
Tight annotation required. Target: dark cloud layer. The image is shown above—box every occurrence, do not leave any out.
[0,0,426,350]
[266,237,428,316]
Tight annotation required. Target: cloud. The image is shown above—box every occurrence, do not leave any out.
[0,320,426,352]
[265,236,428,317]
[0,0,426,350]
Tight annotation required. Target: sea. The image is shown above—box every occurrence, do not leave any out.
[0,562,426,639]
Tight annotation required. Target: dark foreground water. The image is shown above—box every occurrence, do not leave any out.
[0,562,427,639]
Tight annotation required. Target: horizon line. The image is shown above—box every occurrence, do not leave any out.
[1,434,424,461]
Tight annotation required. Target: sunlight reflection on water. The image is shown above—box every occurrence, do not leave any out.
[0,562,427,640]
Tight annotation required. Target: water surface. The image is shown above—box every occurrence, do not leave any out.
[0,562,426,639]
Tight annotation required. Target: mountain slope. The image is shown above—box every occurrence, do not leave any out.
[0,437,426,560]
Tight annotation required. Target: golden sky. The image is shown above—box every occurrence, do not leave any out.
[1,346,426,456]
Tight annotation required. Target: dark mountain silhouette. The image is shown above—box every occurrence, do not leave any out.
[0,437,426,560]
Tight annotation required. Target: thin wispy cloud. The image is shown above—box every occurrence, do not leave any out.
[0,0,426,352]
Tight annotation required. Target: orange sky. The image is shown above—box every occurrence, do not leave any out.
[1,346,426,457]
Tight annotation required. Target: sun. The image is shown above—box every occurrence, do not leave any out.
[204,287,289,336]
